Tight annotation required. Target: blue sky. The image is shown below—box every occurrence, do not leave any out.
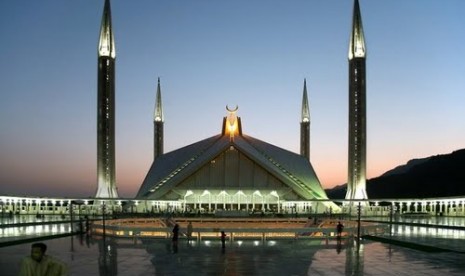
[0,0,464,197]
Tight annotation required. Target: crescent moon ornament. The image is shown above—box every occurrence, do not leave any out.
[226,105,238,112]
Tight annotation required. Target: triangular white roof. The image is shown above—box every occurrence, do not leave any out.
[137,132,333,206]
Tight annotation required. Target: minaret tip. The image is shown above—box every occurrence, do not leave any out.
[301,80,310,123]
[154,79,164,122]
[348,0,366,60]
[98,0,116,58]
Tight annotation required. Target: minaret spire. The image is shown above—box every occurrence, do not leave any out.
[98,0,115,58]
[154,78,164,159]
[154,78,164,122]
[300,79,310,161]
[348,0,366,60]
[96,0,118,198]
[346,0,368,202]
[301,79,310,123]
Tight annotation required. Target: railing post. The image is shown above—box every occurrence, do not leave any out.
[357,202,361,240]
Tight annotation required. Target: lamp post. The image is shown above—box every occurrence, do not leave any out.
[357,201,361,243]
[102,202,106,238]
[0,199,3,218]
[69,201,74,233]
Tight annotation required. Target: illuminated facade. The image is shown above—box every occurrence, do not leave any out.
[346,0,368,201]
[137,105,338,213]
[96,0,118,198]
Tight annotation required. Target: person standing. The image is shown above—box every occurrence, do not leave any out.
[187,222,193,243]
[220,231,227,249]
[85,216,91,235]
[172,224,180,247]
[19,242,68,276]
[336,221,344,238]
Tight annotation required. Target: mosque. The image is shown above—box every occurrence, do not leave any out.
[94,0,369,214]
[137,82,338,213]
[3,1,465,219]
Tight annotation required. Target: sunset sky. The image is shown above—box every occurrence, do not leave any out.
[1,0,464,198]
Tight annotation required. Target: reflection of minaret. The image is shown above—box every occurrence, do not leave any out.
[154,78,164,159]
[300,79,310,161]
[345,239,364,275]
[98,239,118,275]
[346,0,368,201]
[96,0,118,198]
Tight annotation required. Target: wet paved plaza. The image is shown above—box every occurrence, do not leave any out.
[2,216,465,275]
[1,235,465,275]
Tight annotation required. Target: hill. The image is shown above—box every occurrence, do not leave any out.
[325,149,465,199]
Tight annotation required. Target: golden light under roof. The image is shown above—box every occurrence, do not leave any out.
[225,105,239,140]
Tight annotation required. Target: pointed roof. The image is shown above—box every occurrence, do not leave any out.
[348,0,366,60]
[98,0,116,58]
[136,133,332,203]
[154,78,164,122]
[301,79,310,123]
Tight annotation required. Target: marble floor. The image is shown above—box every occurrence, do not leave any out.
[1,235,464,276]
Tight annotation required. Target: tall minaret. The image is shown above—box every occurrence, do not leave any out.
[300,79,310,161]
[154,78,164,159]
[346,0,368,201]
[95,0,118,198]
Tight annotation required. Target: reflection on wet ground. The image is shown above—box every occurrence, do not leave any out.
[1,235,465,276]
[2,216,465,275]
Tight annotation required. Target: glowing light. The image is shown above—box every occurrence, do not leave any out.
[267,241,277,246]
[225,105,239,139]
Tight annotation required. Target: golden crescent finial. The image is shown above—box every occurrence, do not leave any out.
[226,105,238,112]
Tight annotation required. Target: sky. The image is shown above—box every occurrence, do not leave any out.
[0,0,464,198]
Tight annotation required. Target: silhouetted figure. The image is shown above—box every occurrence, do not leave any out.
[78,218,84,234]
[336,238,342,254]
[172,224,179,248]
[19,242,68,276]
[337,221,344,237]
[85,216,91,235]
[221,231,227,249]
[187,222,193,243]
